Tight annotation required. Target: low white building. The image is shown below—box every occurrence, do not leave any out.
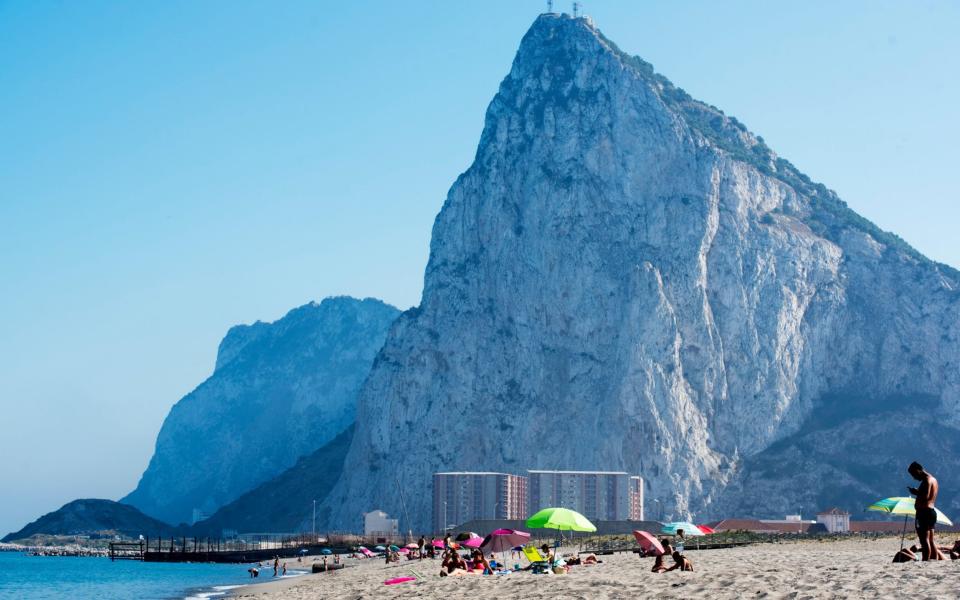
[363,509,399,537]
[816,508,850,533]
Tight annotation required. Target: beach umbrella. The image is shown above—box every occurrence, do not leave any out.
[526,507,597,533]
[298,548,309,554]
[320,548,332,555]
[405,543,419,549]
[632,530,665,556]
[696,525,716,534]
[455,531,481,542]
[374,545,386,552]
[461,536,484,549]
[661,522,705,536]
[480,529,531,553]
[397,548,410,554]
[388,545,400,552]
[866,496,954,549]
[431,539,445,549]
[866,497,953,525]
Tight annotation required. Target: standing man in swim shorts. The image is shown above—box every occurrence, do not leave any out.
[908,461,946,560]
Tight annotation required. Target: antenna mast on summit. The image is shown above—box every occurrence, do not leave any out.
[547,0,553,13]
[572,2,580,17]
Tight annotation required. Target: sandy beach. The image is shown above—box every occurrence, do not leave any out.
[231,538,959,599]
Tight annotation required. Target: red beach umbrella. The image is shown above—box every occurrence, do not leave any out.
[633,530,666,556]
[696,525,716,534]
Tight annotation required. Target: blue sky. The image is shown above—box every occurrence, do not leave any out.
[0,0,957,535]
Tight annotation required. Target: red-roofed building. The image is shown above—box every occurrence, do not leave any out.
[848,521,908,533]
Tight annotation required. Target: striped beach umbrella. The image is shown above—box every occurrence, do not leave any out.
[867,497,953,525]
[867,496,953,550]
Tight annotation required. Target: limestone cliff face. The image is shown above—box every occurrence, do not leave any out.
[124,297,399,525]
[321,14,960,529]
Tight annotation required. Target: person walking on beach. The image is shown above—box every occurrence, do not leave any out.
[273,556,280,576]
[908,461,946,560]
[418,535,425,560]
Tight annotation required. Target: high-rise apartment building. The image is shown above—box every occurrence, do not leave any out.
[432,472,528,533]
[629,475,644,520]
[527,470,635,521]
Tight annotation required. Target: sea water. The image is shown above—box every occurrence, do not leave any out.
[0,551,305,599]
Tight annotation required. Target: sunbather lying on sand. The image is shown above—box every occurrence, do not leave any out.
[895,541,960,563]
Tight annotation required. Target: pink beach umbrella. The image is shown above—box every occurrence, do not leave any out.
[480,529,531,554]
[461,536,484,549]
[633,530,665,556]
[431,539,446,549]
[405,543,419,550]
[397,547,410,555]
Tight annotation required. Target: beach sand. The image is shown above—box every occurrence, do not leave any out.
[231,538,959,599]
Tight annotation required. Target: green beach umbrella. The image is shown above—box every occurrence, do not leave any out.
[866,496,953,550]
[526,507,597,532]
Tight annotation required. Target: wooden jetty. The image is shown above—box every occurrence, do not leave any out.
[108,540,145,561]
[109,534,348,563]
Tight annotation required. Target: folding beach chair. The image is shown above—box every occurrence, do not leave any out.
[522,545,551,574]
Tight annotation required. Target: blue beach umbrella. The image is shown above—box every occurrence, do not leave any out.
[661,521,704,536]
[321,548,333,555]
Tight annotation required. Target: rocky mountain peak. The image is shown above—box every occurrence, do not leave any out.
[318,15,960,531]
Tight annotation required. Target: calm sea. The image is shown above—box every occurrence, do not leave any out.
[0,551,305,599]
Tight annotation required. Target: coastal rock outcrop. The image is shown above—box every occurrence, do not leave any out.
[124,297,399,525]
[2,499,175,542]
[320,14,960,530]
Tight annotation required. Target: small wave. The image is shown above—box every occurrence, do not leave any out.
[184,584,241,599]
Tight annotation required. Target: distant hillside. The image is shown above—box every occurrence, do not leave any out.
[192,426,353,535]
[3,499,176,542]
[124,296,399,525]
